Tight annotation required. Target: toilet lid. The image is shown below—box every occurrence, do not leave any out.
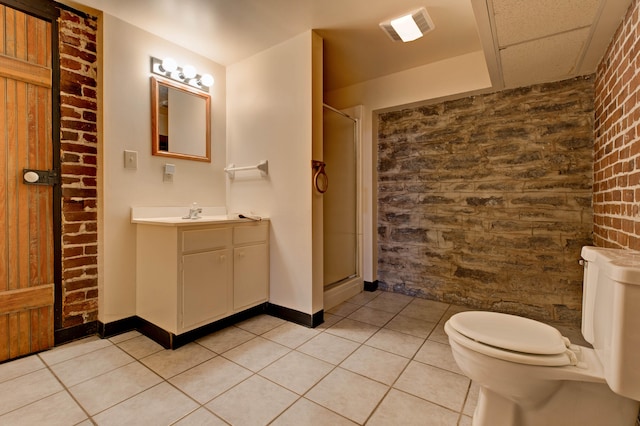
[448,311,567,355]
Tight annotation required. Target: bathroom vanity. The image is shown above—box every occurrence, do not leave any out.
[132,208,269,348]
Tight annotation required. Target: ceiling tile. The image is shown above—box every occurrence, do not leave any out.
[493,0,600,47]
[500,27,590,88]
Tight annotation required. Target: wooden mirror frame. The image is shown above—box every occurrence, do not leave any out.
[151,75,211,162]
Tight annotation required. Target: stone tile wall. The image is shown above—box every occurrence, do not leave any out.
[377,77,594,323]
[593,0,640,250]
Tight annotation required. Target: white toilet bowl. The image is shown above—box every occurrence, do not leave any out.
[445,311,640,426]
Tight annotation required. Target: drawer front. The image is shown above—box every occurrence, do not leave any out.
[182,227,231,252]
[234,223,269,245]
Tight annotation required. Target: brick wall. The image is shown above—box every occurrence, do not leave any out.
[594,0,640,250]
[377,77,594,323]
[58,9,99,330]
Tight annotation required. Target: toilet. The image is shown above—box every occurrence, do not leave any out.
[445,246,640,426]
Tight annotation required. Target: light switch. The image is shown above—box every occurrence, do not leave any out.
[124,150,138,169]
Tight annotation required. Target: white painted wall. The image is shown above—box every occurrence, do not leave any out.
[325,51,492,283]
[227,31,323,316]
[99,14,227,323]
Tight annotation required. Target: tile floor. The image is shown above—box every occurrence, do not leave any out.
[0,290,585,426]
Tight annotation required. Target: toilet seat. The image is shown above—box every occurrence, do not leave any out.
[446,311,578,367]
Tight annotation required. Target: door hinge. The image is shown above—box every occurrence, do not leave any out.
[23,168,60,186]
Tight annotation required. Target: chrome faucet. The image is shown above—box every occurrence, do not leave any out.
[183,202,202,219]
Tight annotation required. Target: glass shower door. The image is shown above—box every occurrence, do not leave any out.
[323,106,357,288]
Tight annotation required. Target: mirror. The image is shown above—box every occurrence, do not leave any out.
[151,76,211,162]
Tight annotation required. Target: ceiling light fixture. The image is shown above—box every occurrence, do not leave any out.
[380,7,435,43]
[150,57,214,92]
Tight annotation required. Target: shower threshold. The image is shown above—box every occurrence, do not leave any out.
[323,275,363,310]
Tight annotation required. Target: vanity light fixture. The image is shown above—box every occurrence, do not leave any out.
[159,57,177,73]
[181,64,197,80]
[379,7,435,42]
[151,56,214,92]
[199,73,214,88]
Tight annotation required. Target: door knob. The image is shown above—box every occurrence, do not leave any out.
[23,171,40,183]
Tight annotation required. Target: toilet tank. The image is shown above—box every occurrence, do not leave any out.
[581,246,640,400]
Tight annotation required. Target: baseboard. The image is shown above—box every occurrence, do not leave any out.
[101,304,269,350]
[267,303,324,328]
[364,280,378,291]
[171,304,268,349]
[54,320,98,346]
[74,302,325,349]
[98,316,140,339]
[137,317,173,349]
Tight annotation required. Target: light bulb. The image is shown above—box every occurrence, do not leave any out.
[182,65,197,80]
[160,57,177,73]
[200,74,214,87]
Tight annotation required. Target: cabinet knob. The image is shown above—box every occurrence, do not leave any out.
[220,255,226,262]
[238,250,245,258]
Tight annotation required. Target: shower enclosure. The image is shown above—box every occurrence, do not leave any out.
[322,104,362,308]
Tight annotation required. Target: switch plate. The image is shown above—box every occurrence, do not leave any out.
[124,150,138,169]
[163,163,175,182]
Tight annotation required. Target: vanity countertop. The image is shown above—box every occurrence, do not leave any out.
[132,215,266,226]
[131,206,266,227]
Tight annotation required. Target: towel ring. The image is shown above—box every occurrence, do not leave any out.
[312,160,328,194]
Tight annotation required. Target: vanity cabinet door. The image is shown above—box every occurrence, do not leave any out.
[233,243,268,311]
[182,248,231,330]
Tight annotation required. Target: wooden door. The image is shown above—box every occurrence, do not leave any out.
[0,4,54,361]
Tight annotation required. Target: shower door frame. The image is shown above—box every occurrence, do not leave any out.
[322,104,364,310]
